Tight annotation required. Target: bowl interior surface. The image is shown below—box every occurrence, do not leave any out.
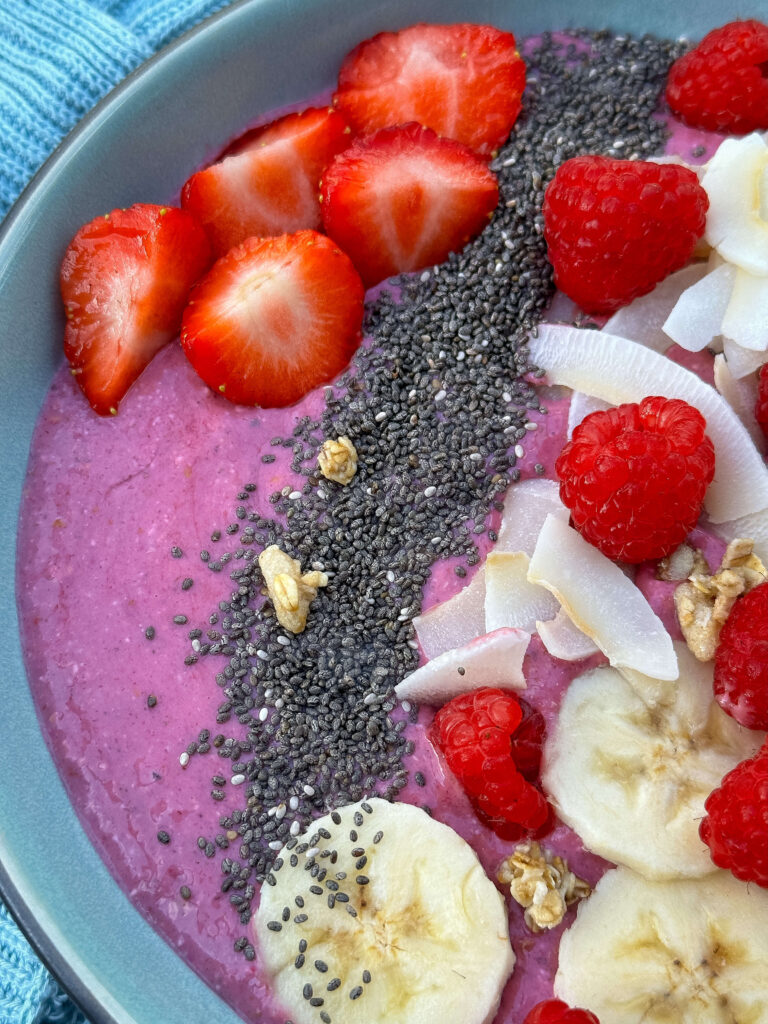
[0,0,763,1022]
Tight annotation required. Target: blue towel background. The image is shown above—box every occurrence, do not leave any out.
[0,4,238,1018]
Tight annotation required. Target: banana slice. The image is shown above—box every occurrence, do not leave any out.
[542,643,764,879]
[254,798,514,1024]
[555,866,768,1023]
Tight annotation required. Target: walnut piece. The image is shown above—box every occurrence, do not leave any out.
[258,545,328,634]
[318,436,358,485]
[674,538,767,661]
[497,841,590,933]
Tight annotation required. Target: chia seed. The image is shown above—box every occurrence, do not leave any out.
[174,27,678,940]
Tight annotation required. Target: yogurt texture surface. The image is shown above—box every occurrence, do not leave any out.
[15,27,727,1024]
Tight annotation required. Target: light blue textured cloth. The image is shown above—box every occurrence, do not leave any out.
[0,0,236,220]
[0,3,238,1017]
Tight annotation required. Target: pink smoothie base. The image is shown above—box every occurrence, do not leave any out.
[15,60,726,1024]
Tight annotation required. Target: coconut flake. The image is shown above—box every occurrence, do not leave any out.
[394,628,530,705]
[528,515,678,681]
[722,336,768,379]
[711,506,768,566]
[604,262,709,353]
[485,552,560,633]
[713,355,764,452]
[702,133,768,275]
[662,262,736,352]
[413,568,486,660]
[495,478,569,555]
[536,608,600,661]
[721,268,768,352]
[567,392,612,438]
[527,324,768,523]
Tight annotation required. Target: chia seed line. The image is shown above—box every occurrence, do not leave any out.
[173,30,680,935]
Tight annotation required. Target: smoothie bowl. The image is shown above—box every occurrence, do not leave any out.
[3,2,768,1024]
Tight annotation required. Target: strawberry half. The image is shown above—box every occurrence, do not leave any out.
[320,122,499,287]
[180,230,364,408]
[60,203,212,416]
[181,107,351,257]
[333,22,526,157]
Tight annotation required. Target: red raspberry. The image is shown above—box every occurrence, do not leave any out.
[431,688,552,839]
[523,999,600,1024]
[713,582,768,730]
[542,156,708,314]
[756,363,768,444]
[699,741,768,888]
[666,20,768,134]
[555,397,715,564]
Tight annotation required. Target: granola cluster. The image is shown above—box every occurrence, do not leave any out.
[258,546,329,634]
[497,841,590,932]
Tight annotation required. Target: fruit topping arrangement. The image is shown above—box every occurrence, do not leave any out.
[542,156,708,314]
[333,22,526,156]
[713,580,768,729]
[320,122,499,287]
[254,799,515,1024]
[181,107,352,256]
[431,687,552,841]
[50,14,768,1024]
[60,203,211,416]
[523,1001,598,1024]
[699,739,768,886]
[180,230,364,407]
[665,19,768,133]
[59,22,525,416]
[555,397,716,563]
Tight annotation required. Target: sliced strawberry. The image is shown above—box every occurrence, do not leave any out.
[333,22,526,157]
[60,203,212,416]
[180,230,364,408]
[320,122,499,287]
[181,107,351,257]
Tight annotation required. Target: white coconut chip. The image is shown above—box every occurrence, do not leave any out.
[721,267,768,352]
[702,133,768,276]
[485,552,560,634]
[567,392,612,438]
[536,607,600,662]
[722,336,768,379]
[711,506,768,566]
[604,261,709,353]
[495,478,568,555]
[413,567,486,661]
[662,262,736,352]
[527,324,768,523]
[394,628,530,705]
[713,355,764,452]
[527,515,678,681]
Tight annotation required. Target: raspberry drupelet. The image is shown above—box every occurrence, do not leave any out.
[713,581,768,731]
[542,155,708,314]
[523,999,600,1024]
[756,364,768,445]
[555,397,715,564]
[699,741,768,888]
[431,687,552,841]
[666,19,768,134]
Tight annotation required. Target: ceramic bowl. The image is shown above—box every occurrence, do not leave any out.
[0,1,761,1021]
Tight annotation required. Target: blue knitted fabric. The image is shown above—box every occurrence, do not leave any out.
[0,0,235,221]
[0,3,239,1017]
